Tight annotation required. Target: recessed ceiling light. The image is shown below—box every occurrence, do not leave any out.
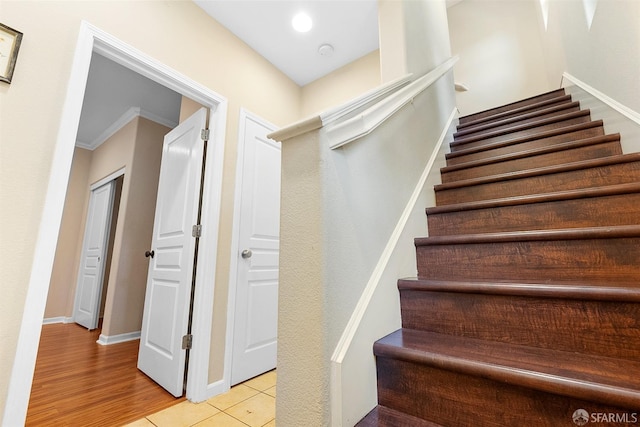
[292,12,312,33]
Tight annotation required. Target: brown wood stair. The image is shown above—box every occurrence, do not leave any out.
[357,88,640,426]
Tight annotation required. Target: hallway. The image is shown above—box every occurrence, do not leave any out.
[26,323,182,426]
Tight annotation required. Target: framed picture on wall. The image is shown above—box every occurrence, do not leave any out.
[0,23,23,84]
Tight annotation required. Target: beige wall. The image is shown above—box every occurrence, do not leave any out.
[0,1,302,416]
[301,50,381,117]
[102,117,167,337]
[447,0,553,116]
[179,97,205,124]
[44,148,92,319]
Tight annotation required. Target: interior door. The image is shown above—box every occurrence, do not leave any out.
[231,113,280,385]
[73,181,115,330]
[137,108,207,397]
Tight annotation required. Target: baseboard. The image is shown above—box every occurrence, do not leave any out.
[96,331,141,345]
[562,73,640,154]
[42,316,74,325]
[203,379,229,401]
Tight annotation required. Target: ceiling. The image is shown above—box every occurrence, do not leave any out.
[76,53,182,149]
[77,0,463,149]
[194,0,381,86]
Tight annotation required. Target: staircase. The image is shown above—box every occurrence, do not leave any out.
[357,89,640,426]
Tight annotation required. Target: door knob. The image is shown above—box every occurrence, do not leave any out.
[241,249,252,259]
[145,250,155,258]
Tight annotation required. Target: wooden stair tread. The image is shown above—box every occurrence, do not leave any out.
[457,94,573,130]
[458,88,566,124]
[360,89,640,425]
[397,278,640,302]
[452,110,591,146]
[375,329,640,409]
[441,134,621,174]
[427,182,640,214]
[415,224,640,246]
[435,153,640,192]
[356,406,444,427]
[446,120,604,160]
[453,101,580,138]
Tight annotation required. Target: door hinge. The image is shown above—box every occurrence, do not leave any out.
[192,224,202,238]
[201,128,210,141]
[182,334,193,350]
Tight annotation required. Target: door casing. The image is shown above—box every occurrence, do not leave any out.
[5,21,228,426]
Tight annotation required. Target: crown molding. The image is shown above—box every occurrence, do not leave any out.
[76,107,178,150]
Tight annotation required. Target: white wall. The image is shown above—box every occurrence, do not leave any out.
[447,0,553,116]
[275,1,456,424]
[331,73,457,425]
[539,0,640,139]
[540,0,640,115]
[378,0,452,82]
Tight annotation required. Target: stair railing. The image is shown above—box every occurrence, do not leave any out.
[269,55,459,427]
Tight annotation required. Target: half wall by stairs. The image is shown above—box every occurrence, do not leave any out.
[358,89,640,426]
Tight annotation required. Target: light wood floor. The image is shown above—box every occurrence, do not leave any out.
[26,323,183,426]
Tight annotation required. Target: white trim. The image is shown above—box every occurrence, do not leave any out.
[186,101,228,403]
[562,72,640,126]
[223,109,279,394]
[267,115,322,143]
[90,167,125,191]
[329,107,458,426]
[204,378,228,399]
[269,59,457,146]
[320,74,413,124]
[42,317,74,325]
[325,56,458,149]
[78,107,178,151]
[96,330,141,345]
[4,21,228,426]
[139,109,178,131]
[267,75,412,143]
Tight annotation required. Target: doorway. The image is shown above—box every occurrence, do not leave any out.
[72,173,123,331]
[6,22,228,426]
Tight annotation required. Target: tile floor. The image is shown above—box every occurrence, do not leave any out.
[125,370,276,427]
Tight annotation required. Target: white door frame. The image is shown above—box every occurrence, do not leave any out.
[4,21,228,426]
[224,109,278,390]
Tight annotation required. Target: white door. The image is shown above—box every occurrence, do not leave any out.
[137,108,207,397]
[73,181,115,330]
[231,112,280,385]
